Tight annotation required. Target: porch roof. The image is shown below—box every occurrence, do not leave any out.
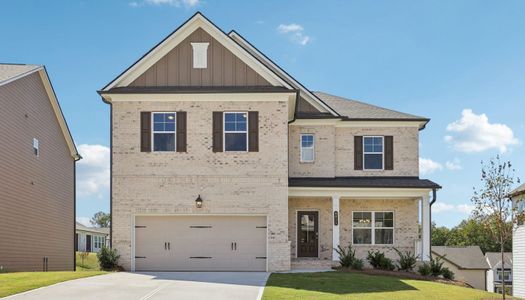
[289,176,441,189]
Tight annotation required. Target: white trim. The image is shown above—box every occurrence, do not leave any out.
[101,92,295,103]
[229,31,339,116]
[289,119,427,129]
[332,196,340,262]
[191,42,209,69]
[300,133,315,163]
[151,112,177,152]
[131,213,268,272]
[294,209,321,258]
[421,194,431,261]
[223,111,248,152]
[288,187,432,198]
[351,211,395,246]
[363,136,384,171]
[103,13,292,91]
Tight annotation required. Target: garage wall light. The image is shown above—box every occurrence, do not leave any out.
[195,195,203,208]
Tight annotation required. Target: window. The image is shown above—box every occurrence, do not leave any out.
[518,198,525,225]
[224,112,248,151]
[496,269,512,282]
[152,112,176,151]
[300,134,315,162]
[191,42,209,69]
[353,211,394,245]
[363,136,383,170]
[33,138,39,157]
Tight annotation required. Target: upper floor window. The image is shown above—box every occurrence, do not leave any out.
[32,138,39,157]
[224,112,247,152]
[353,211,394,245]
[300,134,315,162]
[518,199,525,225]
[363,136,384,170]
[152,112,176,152]
[496,269,512,282]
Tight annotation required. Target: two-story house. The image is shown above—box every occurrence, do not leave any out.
[485,252,513,295]
[98,13,440,272]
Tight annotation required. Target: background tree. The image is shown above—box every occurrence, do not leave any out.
[471,156,521,299]
[431,222,450,246]
[90,211,110,228]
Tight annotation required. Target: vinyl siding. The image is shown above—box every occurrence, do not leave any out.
[513,199,525,297]
[0,72,74,271]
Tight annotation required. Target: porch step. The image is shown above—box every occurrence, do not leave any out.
[291,258,336,270]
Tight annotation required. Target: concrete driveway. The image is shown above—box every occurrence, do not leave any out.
[5,272,270,300]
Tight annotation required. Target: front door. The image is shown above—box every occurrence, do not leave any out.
[86,235,92,252]
[297,211,319,257]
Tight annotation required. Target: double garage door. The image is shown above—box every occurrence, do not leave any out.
[134,216,267,271]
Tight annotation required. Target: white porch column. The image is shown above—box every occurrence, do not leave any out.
[332,195,340,262]
[421,193,431,261]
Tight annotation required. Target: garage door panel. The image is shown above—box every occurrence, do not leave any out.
[134,216,267,271]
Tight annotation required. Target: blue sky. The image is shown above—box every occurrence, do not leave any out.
[1,0,523,227]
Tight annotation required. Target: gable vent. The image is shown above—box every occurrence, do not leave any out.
[191,42,209,69]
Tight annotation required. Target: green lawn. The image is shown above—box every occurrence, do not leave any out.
[263,272,502,300]
[76,252,101,271]
[0,271,106,298]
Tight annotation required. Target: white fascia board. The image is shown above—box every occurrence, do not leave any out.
[103,14,292,91]
[101,91,295,102]
[289,119,426,129]
[288,187,431,198]
[229,31,339,117]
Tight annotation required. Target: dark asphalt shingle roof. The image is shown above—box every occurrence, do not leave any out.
[313,91,429,121]
[432,246,490,270]
[289,177,441,189]
[510,183,525,197]
[76,222,109,235]
[485,252,512,269]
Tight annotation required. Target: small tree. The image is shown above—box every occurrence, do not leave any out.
[90,211,110,228]
[78,251,90,268]
[471,156,521,299]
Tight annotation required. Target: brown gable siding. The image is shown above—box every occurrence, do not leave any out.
[296,96,322,114]
[130,28,271,87]
[0,72,74,271]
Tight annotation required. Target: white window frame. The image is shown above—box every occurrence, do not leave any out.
[223,112,248,152]
[151,112,177,152]
[496,269,512,282]
[33,138,39,157]
[352,211,395,245]
[300,134,315,163]
[363,136,384,171]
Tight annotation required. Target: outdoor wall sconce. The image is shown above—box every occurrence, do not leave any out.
[195,195,203,208]
[334,211,339,226]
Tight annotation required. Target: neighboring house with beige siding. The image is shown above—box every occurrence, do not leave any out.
[510,183,525,298]
[98,12,440,272]
[0,64,80,271]
[432,246,490,290]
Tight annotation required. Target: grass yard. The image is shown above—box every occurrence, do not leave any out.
[263,272,502,300]
[76,252,101,271]
[0,271,106,298]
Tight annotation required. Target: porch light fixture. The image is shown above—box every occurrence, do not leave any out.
[195,195,203,208]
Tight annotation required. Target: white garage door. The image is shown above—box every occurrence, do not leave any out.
[134,216,267,271]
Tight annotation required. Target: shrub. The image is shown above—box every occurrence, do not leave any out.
[367,250,395,271]
[393,248,417,271]
[97,246,120,270]
[430,256,445,277]
[418,262,432,276]
[352,258,364,270]
[335,244,364,270]
[78,252,90,268]
[441,267,455,280]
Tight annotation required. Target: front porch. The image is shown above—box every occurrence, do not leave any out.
[288,185,435,270]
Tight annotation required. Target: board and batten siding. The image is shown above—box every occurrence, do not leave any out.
[0,72,75,271]
[513,195,525,297]
[130,28,271,87]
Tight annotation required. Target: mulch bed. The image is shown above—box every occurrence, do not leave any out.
[333,267,473,288]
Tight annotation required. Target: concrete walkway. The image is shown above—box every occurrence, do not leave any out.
[4,272,270,300]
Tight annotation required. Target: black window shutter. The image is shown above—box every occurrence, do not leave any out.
[140,112,151,152]
[385,136,394,170]
[176,111,187,152]
[248,111,259,152]
[354,136,363,170]
[212,112,223,152]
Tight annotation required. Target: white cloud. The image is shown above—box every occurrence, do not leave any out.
[277,23,311,46]
[445,109,519,153]
[77,144,110,198]
[420,158,443,175]
[130,0,200,7]
[433,202,474,215]
[445,159,462,171]
[76,217,91,227]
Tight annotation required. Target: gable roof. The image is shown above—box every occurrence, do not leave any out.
[485,252,513,269]
[510,183,525,198]
[101,12,292,92]
[432,246,490,270]
[76,222,109,235]
[0,64,80,161]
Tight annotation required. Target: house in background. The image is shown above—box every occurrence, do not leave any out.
[432,246,489,290]
[485,252,512,295]
[0,64,80,271]
[99,12,440,272]
[510,183,525,298]
[75,222,109,253]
